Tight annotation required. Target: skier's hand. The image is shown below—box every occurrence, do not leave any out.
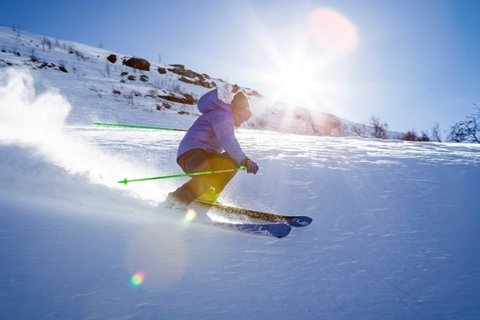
[242,158,259,174]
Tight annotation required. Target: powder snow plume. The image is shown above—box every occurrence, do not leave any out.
[0,68,164,204]
[0,68,69,146]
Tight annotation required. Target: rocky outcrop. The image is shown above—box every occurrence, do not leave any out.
[122,57,150,71]
[169,64,215,88]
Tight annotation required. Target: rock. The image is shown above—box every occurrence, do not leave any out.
[122,57,150,71]
[107,54,117,64]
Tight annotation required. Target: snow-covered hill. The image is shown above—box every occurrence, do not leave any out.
[0,25,392,137]
[1,27,480,319]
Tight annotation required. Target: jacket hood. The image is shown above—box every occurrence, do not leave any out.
[197,89,231,114]
[197,85,252,123]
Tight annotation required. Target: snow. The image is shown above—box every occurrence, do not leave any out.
[1,27,480,319]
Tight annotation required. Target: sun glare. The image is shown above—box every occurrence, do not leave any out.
[231,3,359,118]
[270,56,320,108]
[250,7,359,111]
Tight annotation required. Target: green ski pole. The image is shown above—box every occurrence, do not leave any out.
[94,121,187,132]
[118,167,246,185]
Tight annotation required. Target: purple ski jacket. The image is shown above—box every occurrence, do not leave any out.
[177,89,248,165]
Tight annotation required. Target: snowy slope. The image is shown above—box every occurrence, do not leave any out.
[0,25,394,137]
[1,28,480,319]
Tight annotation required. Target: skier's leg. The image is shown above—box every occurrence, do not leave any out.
[208,152,238,194]
[168,149,213,204]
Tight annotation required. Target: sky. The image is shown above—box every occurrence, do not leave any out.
[1,0,479,133]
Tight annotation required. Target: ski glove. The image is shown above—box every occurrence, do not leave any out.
[241,158,259,174]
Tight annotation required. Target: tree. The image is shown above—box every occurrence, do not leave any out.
[449,105,480,143]
[401,129,431,142]
[418,131,430,142]
[351,123,367,137]
[370,116,388,139]
[431,122,442,142]
[402,129,417,141]
[449,117,479,143]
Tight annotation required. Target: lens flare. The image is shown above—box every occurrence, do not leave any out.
[185,208,197,221]
[309,8,359,55]
[125,228,187,291]
[130,271,145,288]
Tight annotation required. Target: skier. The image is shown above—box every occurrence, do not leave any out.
[163,85,259,210]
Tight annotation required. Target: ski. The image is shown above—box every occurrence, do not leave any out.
[195,200,313,227]
[213,222,291,238]
[158,202,291,238]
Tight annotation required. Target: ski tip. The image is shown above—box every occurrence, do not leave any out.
[118,178,128,185]
[287,216,313,227]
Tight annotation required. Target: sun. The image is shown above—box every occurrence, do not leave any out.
[265,8,358,109]
[228,3,359,114]
[266,49,324,109]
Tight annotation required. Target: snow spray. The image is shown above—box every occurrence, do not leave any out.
[0,68,166,203]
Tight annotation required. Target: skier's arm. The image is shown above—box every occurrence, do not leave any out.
[211,113,248,165]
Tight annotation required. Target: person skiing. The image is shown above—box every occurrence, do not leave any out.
[163,85,259,209]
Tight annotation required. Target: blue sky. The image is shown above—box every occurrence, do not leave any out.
[1,0,479,133]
